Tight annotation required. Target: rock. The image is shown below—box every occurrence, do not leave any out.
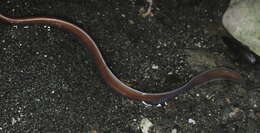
[228,107,243,120]
[222,0,260,56]
[140,118,153,133]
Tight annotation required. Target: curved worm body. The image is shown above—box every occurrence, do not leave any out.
[0,14,242,104]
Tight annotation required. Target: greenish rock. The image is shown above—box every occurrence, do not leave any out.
[222,0,260,56]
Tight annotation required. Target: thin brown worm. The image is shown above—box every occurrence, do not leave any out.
[0,14,242,104]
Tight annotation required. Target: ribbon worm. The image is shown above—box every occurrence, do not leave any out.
[0,14,241,104]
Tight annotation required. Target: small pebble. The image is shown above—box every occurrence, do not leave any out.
[142,101,152,107]
[140,118,153,133]
[35,98,40,102]
[152,64,159,69]
[188,118,196,124]
[171,128,177,133]
[121,14,126,18]
[229,108,243,120]
[11,118,17,125]
[47,26,51,31]
[129,20,135,24]
[194,42,202,47]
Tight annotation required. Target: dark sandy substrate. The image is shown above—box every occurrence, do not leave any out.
[0,0,259,133]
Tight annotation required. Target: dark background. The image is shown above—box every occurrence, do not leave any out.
[0,0,259,132]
